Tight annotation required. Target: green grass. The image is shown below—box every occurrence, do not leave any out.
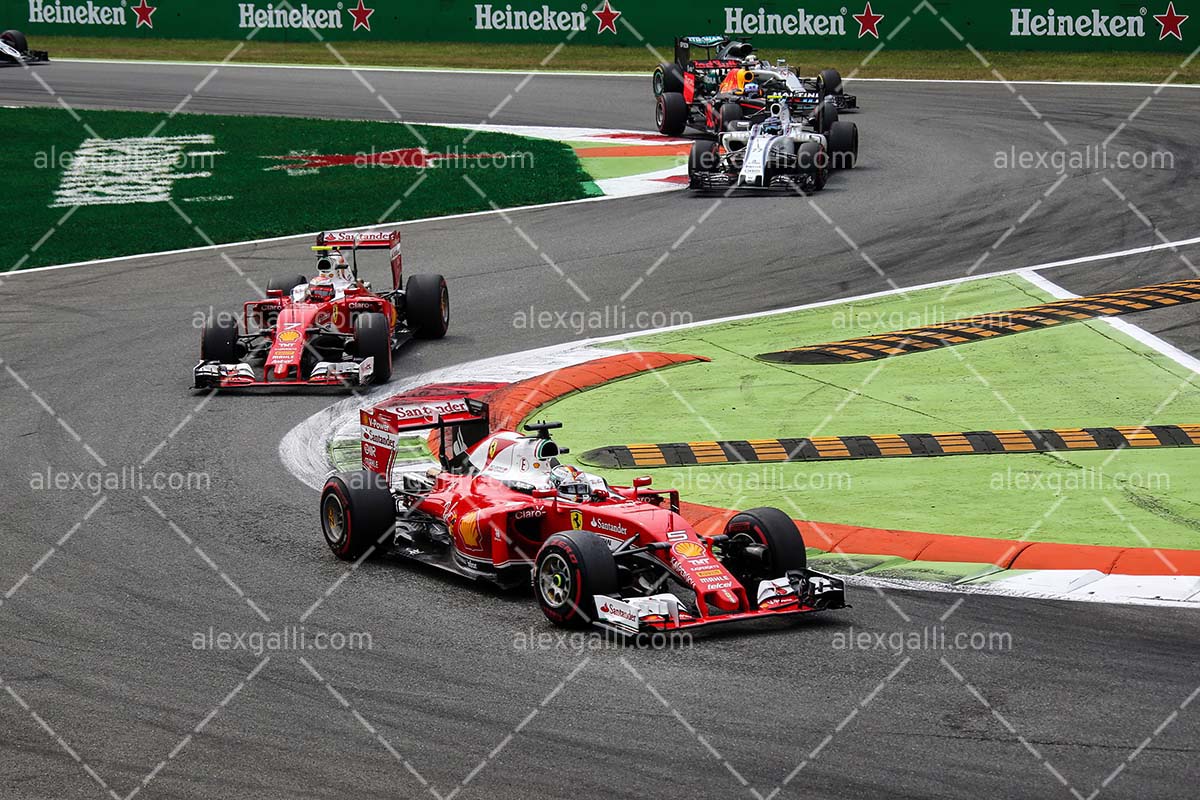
[39,37,1200,84]
[0,106,589,269]
[576,155,684,180]
[543,275,1200,549]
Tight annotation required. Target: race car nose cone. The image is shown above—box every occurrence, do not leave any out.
[710,588,741,612]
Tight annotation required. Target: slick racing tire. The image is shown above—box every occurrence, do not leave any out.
[266,273,307,296]
[405,273,449,340]
[817,68,843,99]
[720,507,807,608]
[1,30,28,54]
[200,316,239,363]
[321,470,395,561]
[653,62,684,96]
[719,102,744,132]
[814,99,839,135]
[688,139,720,187]
[535,532,619,629]
[797,141,827,193]
[827,120,858,170]
[354,311,393,384]
[765,139,796,186]
[656,92,688,136]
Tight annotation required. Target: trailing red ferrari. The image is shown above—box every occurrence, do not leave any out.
[320,390,846,635]
[195,230,448,389]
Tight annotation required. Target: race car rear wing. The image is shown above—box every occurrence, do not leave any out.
[317,230,403,290]
[360,391,491,478]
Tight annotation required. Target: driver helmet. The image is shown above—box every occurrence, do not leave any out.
[550,464,590,499]
[761,115,783,135]
[743,82,760,98]
[305,274,336,304]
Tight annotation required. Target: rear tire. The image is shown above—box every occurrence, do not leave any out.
[1,30,29,54]
[200,316,239,363]
[656,92,688,136]
[354,312,393,384]
[535,532,619,629]
[721,507,808,607]
[266,273,307,296]
[321,471,395,561]
[827,121,858,170]
[404,273,449,340]
[652,63,684,96]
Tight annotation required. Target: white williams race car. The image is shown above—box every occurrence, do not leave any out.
[688,100,857,194]
[1,29,48,66]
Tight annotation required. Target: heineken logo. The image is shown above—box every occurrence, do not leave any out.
[725,6,848,37]
[474,2,621,34]
[238,1,375,32]
[29,0,156,28]
[1010,4,1187,40]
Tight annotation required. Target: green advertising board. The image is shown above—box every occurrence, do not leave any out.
[1,0,1193,51]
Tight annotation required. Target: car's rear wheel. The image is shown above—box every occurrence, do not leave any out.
[405,273,449,339]
[321,471,395,561]
[354,311,393,384]
[200,316,239,363]
[656,92,688,136]
[719,507,807,607]
[817,68,843,99]
[535,532,619,629]
[688,139,720,187]
[652,63,683,96]
[2,30,29,54]
[827,121,858,170]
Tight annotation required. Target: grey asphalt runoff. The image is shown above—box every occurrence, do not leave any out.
[0,61,1197,800]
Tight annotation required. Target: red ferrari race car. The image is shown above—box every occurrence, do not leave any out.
[195,230,448,389]
[319,390,846,635]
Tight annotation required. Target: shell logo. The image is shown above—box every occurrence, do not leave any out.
[278,330,301,343]
[672,541,706,558]
[458,512,481,548]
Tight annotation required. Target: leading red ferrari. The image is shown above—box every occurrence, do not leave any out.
[319,389,846,635]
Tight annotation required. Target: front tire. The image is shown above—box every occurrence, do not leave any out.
[1,30,29,54]
[688,139,720,188]
[200,316,239,363]
[817,68,843,100]
[354,312,393,384]
[656,92,688,136]
[266,273,307,296]
[720,507,808,607]
[827,121,858,170]
[404,273,449,340]
[718,102,744,132]
[797,142,826,193]
[321,471,396,561]
[535,532,619,629]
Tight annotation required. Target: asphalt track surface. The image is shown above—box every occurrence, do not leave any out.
[1,62,1198,800]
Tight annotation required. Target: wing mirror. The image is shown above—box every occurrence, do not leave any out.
[532,488,557,500]
[633,476,653,489]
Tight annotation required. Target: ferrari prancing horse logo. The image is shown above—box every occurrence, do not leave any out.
[569,510,583,530]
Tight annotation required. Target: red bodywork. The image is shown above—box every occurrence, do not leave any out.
[360,390,835,632]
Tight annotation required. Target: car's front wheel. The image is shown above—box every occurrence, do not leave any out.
[354,312,393,384]
[200,316,239,363]
[719,507,808,607]
[535,532,619,628]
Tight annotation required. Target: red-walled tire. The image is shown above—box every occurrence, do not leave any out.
[534,532,619,628]
[721,507,807,607]
[320,470,395,561]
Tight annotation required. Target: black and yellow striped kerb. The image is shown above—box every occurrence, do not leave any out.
[758,279,1200,365]
[579,425,1200,468]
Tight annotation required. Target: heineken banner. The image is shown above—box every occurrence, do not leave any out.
[3,0,1194,51]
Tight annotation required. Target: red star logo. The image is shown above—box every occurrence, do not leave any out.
[594,0,621,35]
[132,0,156,29]
[1154,2,1188,40]
[348,0,375,32]
[853,2,884,38]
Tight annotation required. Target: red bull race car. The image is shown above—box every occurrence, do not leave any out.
[654,35,856,136]
[319,389,847,635]
[194,230,448,389]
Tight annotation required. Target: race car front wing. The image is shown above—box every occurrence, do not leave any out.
[193,358,375,389]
